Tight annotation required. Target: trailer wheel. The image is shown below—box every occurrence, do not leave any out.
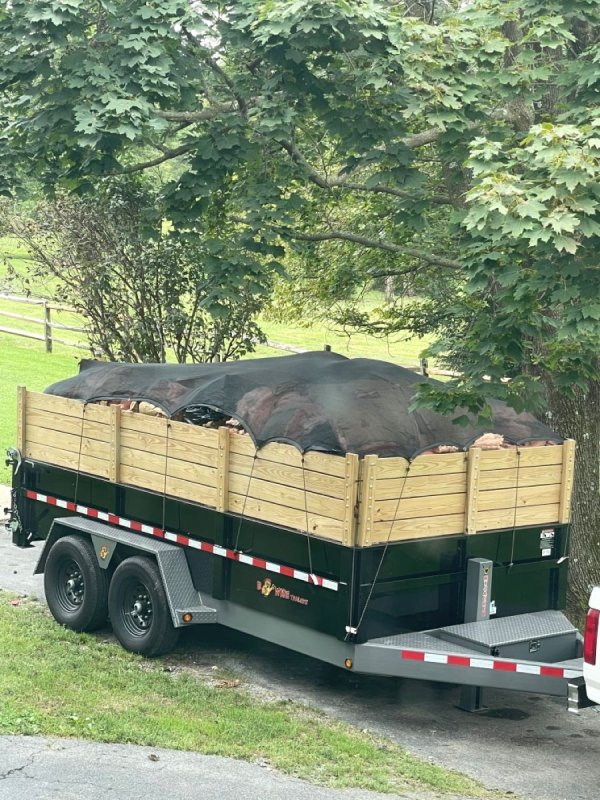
[44,535,109,632]
[108,556,179,657]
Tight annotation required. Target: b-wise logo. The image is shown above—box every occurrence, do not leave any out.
[256,578,309,606]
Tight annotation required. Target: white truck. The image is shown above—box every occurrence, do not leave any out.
[584,587,600,704]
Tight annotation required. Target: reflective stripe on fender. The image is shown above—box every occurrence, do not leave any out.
[25,490,339,592]
[399,649,581,680]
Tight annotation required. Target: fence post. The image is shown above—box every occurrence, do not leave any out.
[43,302,52,353]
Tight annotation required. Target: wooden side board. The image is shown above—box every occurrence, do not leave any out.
[20,388,575,547]
[20,389,354,544]
[356,441,574,545]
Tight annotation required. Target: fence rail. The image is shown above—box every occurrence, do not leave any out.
[0,292,455,376]
[0,292,89,352]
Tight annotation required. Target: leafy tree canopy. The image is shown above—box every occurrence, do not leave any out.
[0,0,597,411]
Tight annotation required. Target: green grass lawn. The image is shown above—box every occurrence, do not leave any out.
[0,334,80,482]
[0,594,500,798]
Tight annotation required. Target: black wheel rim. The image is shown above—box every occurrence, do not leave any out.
[55,558,85,613]
[120,581,153,638]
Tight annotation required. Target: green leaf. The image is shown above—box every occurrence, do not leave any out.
[553,235,578,254]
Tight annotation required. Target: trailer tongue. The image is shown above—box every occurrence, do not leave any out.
[6,353,594,711]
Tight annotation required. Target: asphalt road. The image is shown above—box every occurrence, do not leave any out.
[0,735,404,800]
[2,484,600,800]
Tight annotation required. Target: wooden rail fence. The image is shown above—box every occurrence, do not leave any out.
[1,291,446,377]
[0,293,89,352]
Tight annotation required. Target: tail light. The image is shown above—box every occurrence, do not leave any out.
[584,608,599,665]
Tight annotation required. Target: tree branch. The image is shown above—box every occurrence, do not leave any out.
[182,28,249,117]
[154,101,242,123]
[283,228,462,269]
[119,141,198,173]
[403,127,443,148]
[279,139,450,204]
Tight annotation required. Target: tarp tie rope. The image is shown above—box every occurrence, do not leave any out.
[161,420,170,534]
[507,448,521,570]
[234,451,258,553]
[73,403,87,509]
[348,461,411,639]
[301,453,315,579]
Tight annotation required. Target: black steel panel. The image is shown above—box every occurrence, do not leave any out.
[227,560,348,638]
[491,561,568,617]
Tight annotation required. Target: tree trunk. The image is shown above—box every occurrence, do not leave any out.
[384,275,395,304]
[545,379,600,623]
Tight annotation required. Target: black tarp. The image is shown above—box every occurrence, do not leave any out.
[45,351,562,458]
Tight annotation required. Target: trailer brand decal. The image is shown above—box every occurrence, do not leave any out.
[257,578,309,606]
[25,491,339,592]
[398,649,581,680]
[99,545,109,560]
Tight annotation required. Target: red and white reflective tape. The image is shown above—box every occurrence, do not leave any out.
[25,490,339,592]
[399,649,581,680]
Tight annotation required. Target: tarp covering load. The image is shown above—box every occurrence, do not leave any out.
[45,351,562,458]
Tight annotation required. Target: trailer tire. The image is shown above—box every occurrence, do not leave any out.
[44,535,109,632]
[108,556,179,657]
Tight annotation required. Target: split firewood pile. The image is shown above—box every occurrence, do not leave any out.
[96,398,557,453]
[422,432,557,455]
[96,399,248,435]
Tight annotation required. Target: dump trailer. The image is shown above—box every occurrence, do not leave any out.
[4,352,593,711]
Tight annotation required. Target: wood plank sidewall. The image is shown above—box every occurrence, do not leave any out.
[20,390,572,545]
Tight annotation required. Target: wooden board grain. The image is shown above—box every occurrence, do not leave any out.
[25,423,111,461]
[373,492,465,523]
[119,429,218,467]
[479,446,563,470]
[477,484,560,512]
[375,471,466,500]
[228,451,346,498]
[478,464,563,490]
[120,411,220,449]
[464,447,481,534]
[24,440,110,480]
[228,473,345,521]
[228,493,344,541]
[25,407,112,442]
[216,427,230,513]
[108,404,120,483]
[17,386,26,452]
[119,446,217,488]
[119,464,218,507]
[375,452,467,479]
[357,455,379,547]
[26,391,111,423]
[369,513,466,544]
[343,453,360,546]
[476,504,560,532]
[559,439,576,524]
[228,435,347,478]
